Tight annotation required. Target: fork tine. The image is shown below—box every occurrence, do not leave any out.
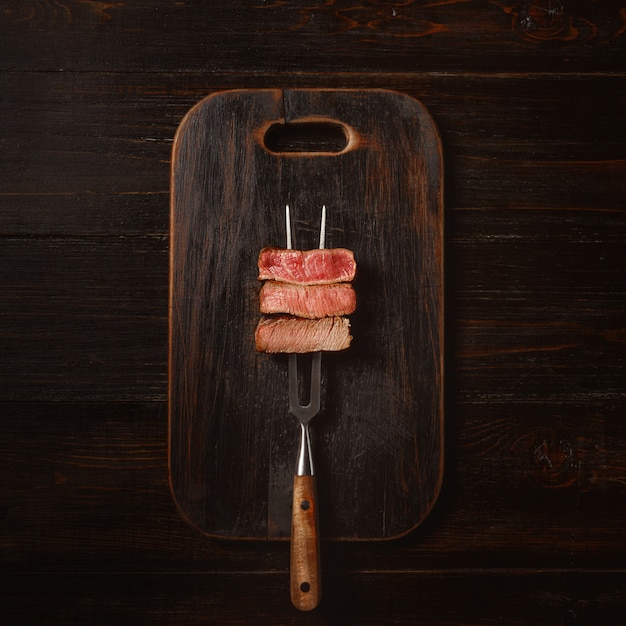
[288,352,321,421]
[285,204,293,250]
[286,203,324,421]
[310,351,321,411]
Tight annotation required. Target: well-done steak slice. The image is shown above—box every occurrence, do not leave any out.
[258,247,356,285]
[259,281,356,319]
[255,316,352,353]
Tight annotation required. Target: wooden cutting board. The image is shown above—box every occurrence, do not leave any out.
[169,89,444,541]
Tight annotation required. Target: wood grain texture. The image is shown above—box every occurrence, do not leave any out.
[3,571,626,625]
[2,0,626,621]
[290,475,321,610]
[2,1,626,73]
[169,89,444,540]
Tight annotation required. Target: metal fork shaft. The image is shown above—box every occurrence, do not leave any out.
[289,352,321,476]
[296,423,313,476]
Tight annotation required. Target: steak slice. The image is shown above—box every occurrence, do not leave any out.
[258,247,356,285]
[259,281,356,319]
[255,316,352,353]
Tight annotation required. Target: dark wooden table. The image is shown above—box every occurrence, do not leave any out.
[2,2,625,623]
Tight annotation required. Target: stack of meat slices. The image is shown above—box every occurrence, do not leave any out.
[255,247,357,353]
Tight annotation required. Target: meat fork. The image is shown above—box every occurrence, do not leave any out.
[286,204,323,611]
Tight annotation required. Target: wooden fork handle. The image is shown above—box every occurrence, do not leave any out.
[290,474,321,611]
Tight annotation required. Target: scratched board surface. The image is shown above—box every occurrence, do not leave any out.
[169,89,443,540]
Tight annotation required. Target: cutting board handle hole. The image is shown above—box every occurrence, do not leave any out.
[263,121,349,154]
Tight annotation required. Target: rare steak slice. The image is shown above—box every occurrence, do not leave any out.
[255,316,352,353]
[258,247,356,285]
[259,282,356,319]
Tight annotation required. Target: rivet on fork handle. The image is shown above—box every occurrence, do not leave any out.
[290,467,321,610]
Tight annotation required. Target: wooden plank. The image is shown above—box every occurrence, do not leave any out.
[2,571,626,625]
[0,237,168,401]
[2,2,626,73]
[0,192,170,237]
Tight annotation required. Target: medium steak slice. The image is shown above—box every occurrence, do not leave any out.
[259,282,356,319]
[258,247,356,285]
[255,316,352,353]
